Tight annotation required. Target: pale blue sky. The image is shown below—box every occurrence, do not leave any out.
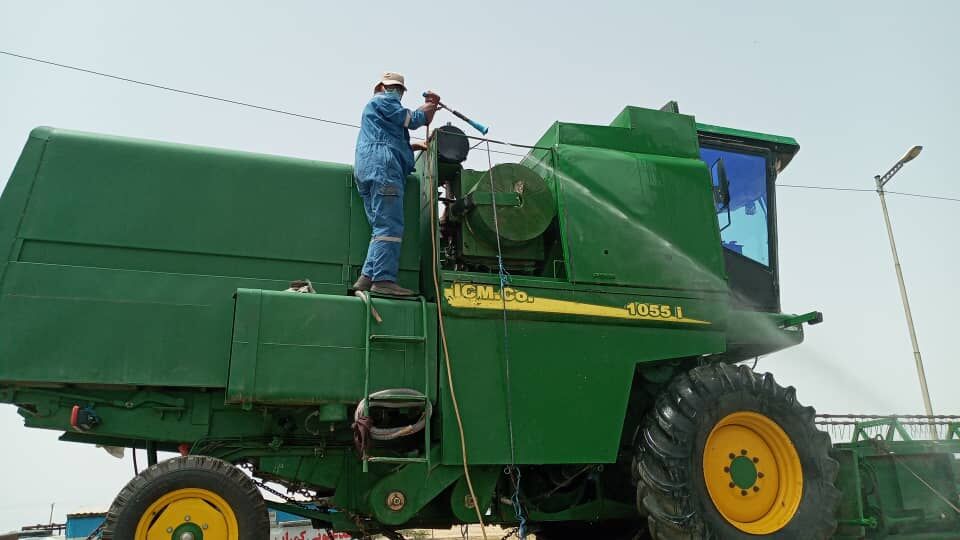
[1,0,958,532]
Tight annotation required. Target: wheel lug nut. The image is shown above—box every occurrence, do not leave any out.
[753,457,759,463]
[740,490,747,496]
[723,466,729,472]
[728,453,735,459]
[729,482,735,488]
[753,486,760,492]
[184,515,191,522]
[167,527,173,533]
[758,472,765,478]
[740,449,747,455]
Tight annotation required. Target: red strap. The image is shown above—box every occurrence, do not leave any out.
[352,415,373,460]
[69,405,80,431]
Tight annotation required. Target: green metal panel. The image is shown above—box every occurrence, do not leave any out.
[227,289,436,405]
[4,126,421,285]
[830,418,960,538]
[0,110,833,532]
[0,261,261,387]
[526,110,725,290]
[458,168,546,263]
[608,106,701,158]
[0,128,425,387]
[437,272,726,465]
[1,386,266,444]
[554,144,725,289]
[833,442,960,538]
[0,130,47,287]
[19,129,351,270]
[463,164,555,246]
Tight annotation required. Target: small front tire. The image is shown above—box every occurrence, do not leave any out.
[102,455,269,540]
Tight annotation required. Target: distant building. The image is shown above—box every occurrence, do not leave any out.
[0,522,64,540]
[2,510,353,540]
[65,512,102,540]
[270,511,353,540]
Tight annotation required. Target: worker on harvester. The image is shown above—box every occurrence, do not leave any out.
[352,71,440,296]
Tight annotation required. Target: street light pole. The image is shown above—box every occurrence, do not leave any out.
[874,145,936,437]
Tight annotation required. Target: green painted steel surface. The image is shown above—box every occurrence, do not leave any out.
[457,167,547,264]
[608,105,701,158]
[832,419,960,538]
[529,111,726,290]
[0,127,421,387]
[228,289,436,406]
[436,272,726,465]
[0,107,845,533]
[464,163,555,247]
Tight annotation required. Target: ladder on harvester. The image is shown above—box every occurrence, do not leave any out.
[357,293,432,472]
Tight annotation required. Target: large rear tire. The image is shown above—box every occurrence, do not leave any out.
[102,455,269,540]
[635,364,839,539]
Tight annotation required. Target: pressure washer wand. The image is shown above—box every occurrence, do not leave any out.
[425,92,489,135]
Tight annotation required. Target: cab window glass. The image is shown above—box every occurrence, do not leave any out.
[699,147,770,266]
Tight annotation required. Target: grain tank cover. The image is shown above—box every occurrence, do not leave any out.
[527,106,726,290]
[465,163,555,247]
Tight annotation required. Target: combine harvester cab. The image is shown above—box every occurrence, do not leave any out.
[0,107,956,539]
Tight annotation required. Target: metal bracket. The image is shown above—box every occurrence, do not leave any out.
[468,191,522,207]
[853,418,913,443]
[779,311,823,329]
[839,517,879,529]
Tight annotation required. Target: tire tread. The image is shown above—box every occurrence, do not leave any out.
[635,363,841,539]
[102,455,269,540]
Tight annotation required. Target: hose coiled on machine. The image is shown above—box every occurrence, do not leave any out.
[354,388,432,441]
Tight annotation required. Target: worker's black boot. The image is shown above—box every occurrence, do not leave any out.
[371,281,415,296]
[352,275,372,291]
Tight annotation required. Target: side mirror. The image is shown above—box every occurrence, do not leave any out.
[712,158,731,210]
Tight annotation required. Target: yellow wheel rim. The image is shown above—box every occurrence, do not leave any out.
[135,488,239,540]
[702,411,803,534]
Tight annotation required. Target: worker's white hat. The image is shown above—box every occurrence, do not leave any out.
[376,71,407,91]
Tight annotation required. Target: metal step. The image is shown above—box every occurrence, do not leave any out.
[369,393,429,404]
[366,456,429,464]
[370,334,425,343]
[358,295,432,472]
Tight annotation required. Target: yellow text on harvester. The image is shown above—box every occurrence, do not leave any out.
[444,282,709,324]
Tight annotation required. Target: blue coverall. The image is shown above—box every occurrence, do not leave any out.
[354,91,427,283]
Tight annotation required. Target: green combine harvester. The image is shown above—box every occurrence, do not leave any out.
[1,103,958,539]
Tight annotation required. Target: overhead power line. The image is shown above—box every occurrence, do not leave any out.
[779,184,874,193]
[0,50,361,129]
[885,190,960,203]
[779,184,960,204]
[0,50,537,158]
[0,49,956,200]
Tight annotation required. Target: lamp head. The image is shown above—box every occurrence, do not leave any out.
[899,145,923,164]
